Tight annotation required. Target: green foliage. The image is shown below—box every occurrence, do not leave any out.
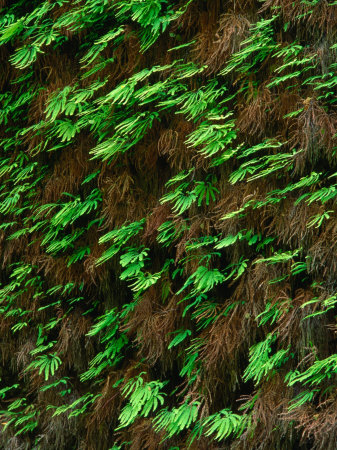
[117,373,167,429]
[221,15,278,76]
[153,401,200,439]
[203,409,249,441]
[0,0,337,447]
[178,266,225,294]
[287,355,337,387]
[96,219,145,265]
[81,309,128,381]
[26,353,62,381]
[244,334,291,385]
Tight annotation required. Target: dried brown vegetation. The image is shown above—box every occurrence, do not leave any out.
[0,0,337,449]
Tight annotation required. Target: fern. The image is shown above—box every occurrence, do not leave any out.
[203,409,249,441]
[153,401,200,439]
[0,0,337,447]
[117,373,167,429]
[26,353,62,381]
[244,334,291,384]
